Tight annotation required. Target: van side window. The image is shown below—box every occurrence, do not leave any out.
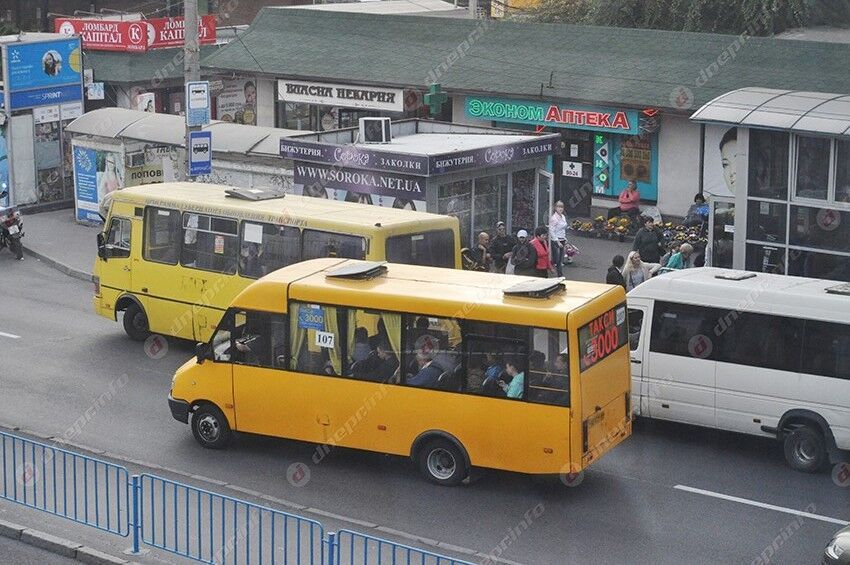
[239,222,302,279]
[106,217,131,258]
[143,207,181,265]
[716,312,803,372]
[302,230,366,260]
[182,213,238,274]
[347,309,401,383]
[801,320,850,380]
[527,328,569,407]
[463,321,526,399]
[627,309,644,351]
[289,303,346,376]
[402,315,463,392]
[650,302,718,359]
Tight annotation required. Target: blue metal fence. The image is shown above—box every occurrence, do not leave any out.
[0,431,476,565]
[0,430,130,536]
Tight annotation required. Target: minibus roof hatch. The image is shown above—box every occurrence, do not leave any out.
[326,261,388,280]
[224,187,287,201]
[826,282,850,296]
[503,278,566,299]
[714,271,757,281]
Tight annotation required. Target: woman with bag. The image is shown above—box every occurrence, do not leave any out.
[548,200,570,276]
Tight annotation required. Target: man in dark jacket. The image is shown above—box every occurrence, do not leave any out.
[490,221,515,273]
[606,255,627,290]
[511,230,538,276]
[632,217,663,264]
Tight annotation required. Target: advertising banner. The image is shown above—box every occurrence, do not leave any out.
[10,84,83,110]
[429,136,556,175]
[281,139,429,176]
[215,79,256,125]
[278,80,404,113]
[702,124,736,198]
[55,16,216,52]
[294,161,425,200]
[73,146,99,222]
[0,123,8,206]
[133,92,156,113]
[6,38,82,91]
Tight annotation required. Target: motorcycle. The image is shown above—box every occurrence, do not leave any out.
[0,186,24,260]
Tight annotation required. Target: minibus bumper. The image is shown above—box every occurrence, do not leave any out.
[168,394,191,424]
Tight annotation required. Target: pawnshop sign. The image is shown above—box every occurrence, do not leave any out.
[55,16,216,52]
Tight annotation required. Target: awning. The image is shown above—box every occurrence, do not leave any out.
[690,87,850,137]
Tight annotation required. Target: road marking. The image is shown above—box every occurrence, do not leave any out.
[0,331,20,339]
[674,485,849,526]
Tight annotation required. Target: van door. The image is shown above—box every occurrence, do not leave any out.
[627,302,650,417]
[100,216,133,293]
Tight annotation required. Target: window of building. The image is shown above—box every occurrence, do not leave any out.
[386,229,455,268]
[472,174,508,241]
[787,249,850,282]
[649,302,718,359]
[794,135,830,201]
[302,230,366,260]
[280,102,313,130]
[836,139,850,204]
[801,320,850,380]
[437,180,472,248]
[105,217,131,257]
[239,222,302,279]
[789,206,850,253]
[746,201,786,243]
[578,304,628,370]
[745,243,786,274]
[715,312,803,372]
[748,130,789,200]
[511,169,536,234]
[182,213,239,274]
[143,207,181,265]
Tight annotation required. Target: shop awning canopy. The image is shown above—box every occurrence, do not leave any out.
[85,46,220,84]
[690,87,850,137]
[66,108,305,153]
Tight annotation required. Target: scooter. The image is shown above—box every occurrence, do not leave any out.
[0,186,24,260]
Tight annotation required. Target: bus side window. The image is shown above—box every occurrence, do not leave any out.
[239,222,302,279]
[527,328,569,407]
[302,230,366,261]
[143,207,181,265]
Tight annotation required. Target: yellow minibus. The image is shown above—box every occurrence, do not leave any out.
[168,259,631,485]
[93,183,460,342]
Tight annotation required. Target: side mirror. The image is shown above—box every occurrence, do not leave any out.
[96,233,106,260]
[195,342,211,364]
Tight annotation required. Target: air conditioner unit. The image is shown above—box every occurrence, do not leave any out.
[126,151,145,168]
[359,117,392,144]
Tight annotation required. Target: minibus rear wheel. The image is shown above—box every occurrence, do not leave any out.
[122,303,150,341]
[417,439,468,486]
[783,425,827,473]
[191,403,231,449]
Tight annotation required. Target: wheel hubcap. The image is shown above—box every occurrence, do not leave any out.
[426,448,456,480]
[795,439,816,463]
[198,415,220,442]
[132,313,147,332]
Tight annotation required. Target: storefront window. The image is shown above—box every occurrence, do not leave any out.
[34,120,64,203]
[281,102,313,130]
[511,169,536,233]
[748,129,789,200]
[787,249,850,282]
[711,201,734,269]
[789,205,850,253]
[472,174,508,237]
[746,201,786,243]
[794,135,830,200]
[745,243,786,274]
[438,180,472,247]
[835,139,850,203]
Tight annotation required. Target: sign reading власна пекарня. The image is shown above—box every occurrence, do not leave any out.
[465,96,639,135]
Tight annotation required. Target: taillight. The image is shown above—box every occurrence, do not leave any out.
[93,276,101,295]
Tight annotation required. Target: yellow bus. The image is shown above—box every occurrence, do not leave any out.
[93,183,460,342]
[168,259,631,485]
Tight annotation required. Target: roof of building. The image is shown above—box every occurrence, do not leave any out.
[627,267,850,324]
[690,87,850,137]
[201,8,850,111]
[287,0,468,17]
[85,45,220,84]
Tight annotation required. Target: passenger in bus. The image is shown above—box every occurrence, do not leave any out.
[234,318,268,366]
[499,359,525,399]
[351,327,371,363]
[240,242,264,278]
[408,351,443,388]
[481,352,506,397]
[352,340,399,383]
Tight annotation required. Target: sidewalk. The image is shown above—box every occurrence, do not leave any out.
[21,208,98,282]
[19,208,633,285]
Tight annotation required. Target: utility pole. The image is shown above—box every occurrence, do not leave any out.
[184,0,200,181]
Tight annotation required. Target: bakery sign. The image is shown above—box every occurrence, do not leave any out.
[278,80,404,113]
[55,16,216,52]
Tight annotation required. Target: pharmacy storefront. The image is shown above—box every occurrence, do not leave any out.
[465,96,660,216]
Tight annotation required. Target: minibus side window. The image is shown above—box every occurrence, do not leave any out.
[401,314,465,393]
[650,302,718,359]
[239,222,302,279]
[182,213,238,274]
[302,230,366,260]
[346,309,402,383]
[802,320,850,380]
[289,303,346,376]
[386,229,455,268]
[143,207,181,265]
[211,310,237,362]
[527,328,570,407]
[627,309,644,351]
[715,312,803,372]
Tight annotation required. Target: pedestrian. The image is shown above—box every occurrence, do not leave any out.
[530,226,555,278]
[548,200,569,276]
[666,243,694,269]
[606,254,626,290]
[490,221,516,274]
[607,180,641,221]
[510,230,538,277]
[659,241,681,269]
[465,231,491,271]
[632,216,664,264]
[622,251,652,291]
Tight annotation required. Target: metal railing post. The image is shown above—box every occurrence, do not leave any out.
[326,532,337,565]
[131,475,141,554]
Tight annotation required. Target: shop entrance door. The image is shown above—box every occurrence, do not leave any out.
[558,132,593,218]
[707,195,735,268]
[537,170,553,226]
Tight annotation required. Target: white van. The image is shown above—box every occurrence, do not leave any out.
[627,268,849,472]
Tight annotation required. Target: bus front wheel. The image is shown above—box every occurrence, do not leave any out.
[122,303,150,341]
[783,425,827,472]
[417,439,468,486]
[191,403,231,449]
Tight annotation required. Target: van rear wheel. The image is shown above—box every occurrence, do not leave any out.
[122,303,150,341]
[417,439,468,486]
[783,425,827,473]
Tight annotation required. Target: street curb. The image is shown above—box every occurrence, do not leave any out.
[0,518,131,564]
[22,244,93,283]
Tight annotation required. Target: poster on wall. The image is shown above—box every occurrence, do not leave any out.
[0,123,9,206]
[73,146,125,222]
[133,92,156,113]
[332,190,424,211]
[215,79,256,125]
[703,124,737,198]
[6,38,82,91]
[619,135,652,183]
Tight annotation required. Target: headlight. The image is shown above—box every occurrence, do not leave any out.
[826,538,845,559]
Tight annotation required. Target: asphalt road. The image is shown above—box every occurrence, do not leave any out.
[0,536,78,565]
[0,254,847,565]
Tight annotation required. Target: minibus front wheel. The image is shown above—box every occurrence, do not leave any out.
[191,403,232,449]
[122,302,150,342]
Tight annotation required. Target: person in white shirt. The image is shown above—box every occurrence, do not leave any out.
[548,200,569,276]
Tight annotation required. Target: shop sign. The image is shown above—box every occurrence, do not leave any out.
[294,161,425,199]
[125,162,164,187]
[280,139,428,176]
[278,80,404,113]
[429,136,557,175]
[54,16,216,52]
[5,38,82,92]
[10,84,82,110]
[33,105,61,124]
[465,96,639,135]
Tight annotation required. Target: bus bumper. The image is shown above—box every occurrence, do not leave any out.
[168,395,191,424]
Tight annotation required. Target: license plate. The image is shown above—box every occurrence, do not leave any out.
[8,224,18,234]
